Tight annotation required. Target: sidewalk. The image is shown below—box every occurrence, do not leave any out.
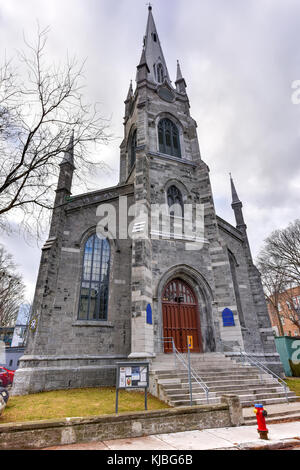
[44,421,300,450]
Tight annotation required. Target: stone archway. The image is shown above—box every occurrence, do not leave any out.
[155,265,221,354]
[162,278,203,353]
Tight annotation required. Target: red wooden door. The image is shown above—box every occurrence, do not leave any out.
[162,279,202,353]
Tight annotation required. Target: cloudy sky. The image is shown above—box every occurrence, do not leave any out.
[0,0,300,301]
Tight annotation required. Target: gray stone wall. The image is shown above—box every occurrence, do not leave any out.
[12,184,135,395]
[0,401,240,450]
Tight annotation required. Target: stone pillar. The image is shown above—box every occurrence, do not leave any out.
[221,394,244,426]
[129,101,154,358]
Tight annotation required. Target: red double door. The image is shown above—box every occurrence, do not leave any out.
[162,278,202,353]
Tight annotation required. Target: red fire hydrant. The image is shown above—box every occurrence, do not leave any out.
[254,404,268,440]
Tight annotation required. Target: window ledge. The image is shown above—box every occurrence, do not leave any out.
[72,321,114,328]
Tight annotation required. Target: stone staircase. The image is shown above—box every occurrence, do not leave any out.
[150,352,299,408]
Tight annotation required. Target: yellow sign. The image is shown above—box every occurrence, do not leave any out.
[187,336,193,350]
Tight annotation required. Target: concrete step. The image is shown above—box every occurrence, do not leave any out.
[155,369,264,379]
[170,395,299,408]
[158,375,273,386]
[244,405,300,424]
[178,385,285,394]
[245,413,300,425]
[150,352,297,411]
[170,398,221,406]
[166,388,292,400]
[161,380,277,391]
[237,392,297,403]
[240,396,299,407]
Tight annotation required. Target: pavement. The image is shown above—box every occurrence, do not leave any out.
[43,421,300,451]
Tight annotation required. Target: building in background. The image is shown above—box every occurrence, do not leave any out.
[268,286,300,337]
[0,305,30,371]
[11,304,31,348]
[0,328,14,347]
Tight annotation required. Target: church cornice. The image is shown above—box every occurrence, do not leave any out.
[216,215,244,242]
[65,183,134,212]
[148,151,198,167]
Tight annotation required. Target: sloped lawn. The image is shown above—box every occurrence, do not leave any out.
[285,378,300,397]
[0,387,169,424]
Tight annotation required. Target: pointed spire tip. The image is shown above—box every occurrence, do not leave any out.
[230,173,241,204]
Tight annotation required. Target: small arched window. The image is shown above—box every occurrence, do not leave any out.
[129,129,137,172]
[158,118,181,158]
[167,185,184,217]
[157,63,164,83]
[78,234,110,321]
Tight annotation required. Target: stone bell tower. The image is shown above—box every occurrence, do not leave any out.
[121,6,244,358]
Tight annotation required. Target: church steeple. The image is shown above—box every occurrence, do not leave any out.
[230,174,246,229]
[124,80,134,119]
[61,131,75,169]
[139,5,171,85]
[57,131,75,196]
[126,80,133,101]
[175,60,187,94]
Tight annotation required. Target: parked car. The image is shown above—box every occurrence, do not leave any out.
[2,368,14,384]
[0,368,11,387]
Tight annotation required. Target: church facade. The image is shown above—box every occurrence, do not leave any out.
[12,7,282,395]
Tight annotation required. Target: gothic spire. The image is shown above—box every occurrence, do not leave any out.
[61,130,75,168]
[230,174,246,228]
[176,60,183,81]
[230,173,241,205]
[126,80,133,101]
[175,60,187,93]
[139,5,171,84]
[124,80,134,119]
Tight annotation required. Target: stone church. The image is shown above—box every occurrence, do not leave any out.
[12,7,283,395]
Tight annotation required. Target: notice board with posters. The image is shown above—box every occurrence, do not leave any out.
[115,361,149,413]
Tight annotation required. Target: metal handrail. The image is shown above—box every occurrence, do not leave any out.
[239,350,289,402]
[155,337,210,404]
[224,347,289,402]
[172,343,210,403]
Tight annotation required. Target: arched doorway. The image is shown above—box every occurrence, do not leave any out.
[162,278,203,353]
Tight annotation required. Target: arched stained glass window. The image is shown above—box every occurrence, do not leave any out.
[167,185,184,217]
[158,118,181,158]
[78,234,110,321]
[157,63,164,83]
[129,129,137,171]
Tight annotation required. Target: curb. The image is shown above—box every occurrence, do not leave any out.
[237,437,300,450]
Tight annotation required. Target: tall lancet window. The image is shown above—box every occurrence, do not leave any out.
[158,118,181,158]
[78,234,110,321]
[167,185,184,218]
[129,129,137,172]
[157,63,164,83]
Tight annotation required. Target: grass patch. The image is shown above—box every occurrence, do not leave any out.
[0,387,169,424]
[285,378,300,397]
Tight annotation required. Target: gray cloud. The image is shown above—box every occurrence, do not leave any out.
[0,0,299,299]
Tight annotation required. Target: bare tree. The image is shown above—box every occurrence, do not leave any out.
[257,251,286,336]
[0,245,25,327]
[257,219,300,334]
[261,219,300,285]
[0,26,110,237]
